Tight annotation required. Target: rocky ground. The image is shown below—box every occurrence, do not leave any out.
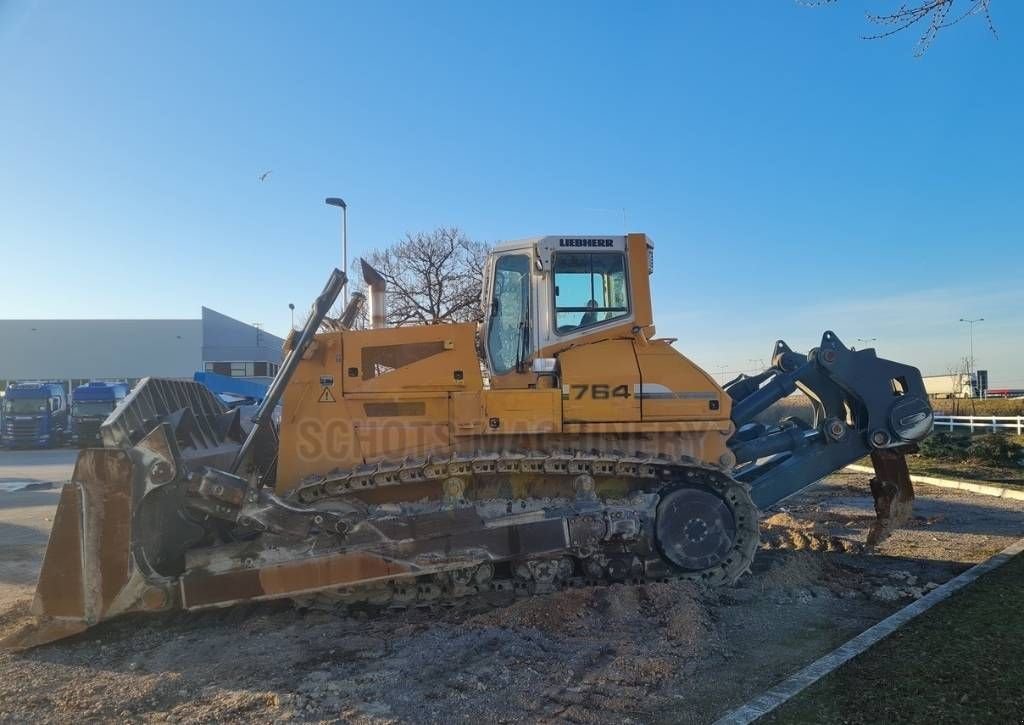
[0,468,1021,723]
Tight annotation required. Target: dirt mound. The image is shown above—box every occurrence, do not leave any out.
[761,511,863,553]
[467,587,598,633]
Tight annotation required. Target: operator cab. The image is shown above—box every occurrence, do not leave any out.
[482,234,654,383]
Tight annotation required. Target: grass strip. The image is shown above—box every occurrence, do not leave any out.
[762,551,1024,724]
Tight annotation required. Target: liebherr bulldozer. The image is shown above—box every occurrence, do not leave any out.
[6,233,933,649]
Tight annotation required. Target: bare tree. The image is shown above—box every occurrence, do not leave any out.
[354,227,491,327]
[809,1,998,55]
[946,356,974,414]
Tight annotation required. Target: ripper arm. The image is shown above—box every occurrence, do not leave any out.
[725,331,932,521]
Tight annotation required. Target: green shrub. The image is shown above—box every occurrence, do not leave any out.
[967,434,1024,467]
[930,398,1024,416]
[918,431,970,460]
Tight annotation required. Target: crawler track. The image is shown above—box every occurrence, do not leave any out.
[284,450,761,610]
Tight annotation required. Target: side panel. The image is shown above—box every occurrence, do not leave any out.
[277,332,353,489]
[277,325,486,492]
[634,340,731,422]
[558,339,641,423]
[353,393,451,464]
[451,391,485,436]
[485,390,561,435]
[451,390,561,437]
[341,323,482,394]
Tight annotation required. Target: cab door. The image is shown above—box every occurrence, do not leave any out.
[484,250,536,389]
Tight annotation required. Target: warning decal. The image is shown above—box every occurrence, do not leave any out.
[318,387,336,403]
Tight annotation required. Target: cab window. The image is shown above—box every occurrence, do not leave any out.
[487,254,531,374]
[553,252,628,333]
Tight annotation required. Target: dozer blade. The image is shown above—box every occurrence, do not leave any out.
[2,449,162,650]
[2,375,252,651]
[4,271,349,649]
[866,447,916,546]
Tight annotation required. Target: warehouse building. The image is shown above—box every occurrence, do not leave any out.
[0,307,284,393]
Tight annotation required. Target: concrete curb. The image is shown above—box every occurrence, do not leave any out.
[845,464,1024,502]
[712,535,1024,725]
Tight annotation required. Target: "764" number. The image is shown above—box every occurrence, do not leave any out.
[569,384,631,400]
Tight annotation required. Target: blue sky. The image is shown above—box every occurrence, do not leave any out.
[2,1,1021,385]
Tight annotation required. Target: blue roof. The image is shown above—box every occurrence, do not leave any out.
[72,381,129,401]
[193,372,269,402]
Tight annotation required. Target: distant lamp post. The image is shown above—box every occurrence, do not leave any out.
[325,197,348,305]
[288,303,295,329]
[959,317,984,388]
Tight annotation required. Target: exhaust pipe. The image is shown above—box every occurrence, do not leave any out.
[360,258,387,329]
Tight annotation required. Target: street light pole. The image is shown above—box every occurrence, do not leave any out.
[288,303,295,329]
[325,197,348,305]
[959,317,984,396]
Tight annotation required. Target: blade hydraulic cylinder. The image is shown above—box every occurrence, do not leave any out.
[229,268,346,474]
[729,362,811,427]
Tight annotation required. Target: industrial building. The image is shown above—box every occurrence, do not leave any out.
[0,307,284,393]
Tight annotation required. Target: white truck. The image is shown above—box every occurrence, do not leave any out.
[923,373,977,399]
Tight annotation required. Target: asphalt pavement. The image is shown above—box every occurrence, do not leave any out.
[0,449,71,606]
[0,448,77,492]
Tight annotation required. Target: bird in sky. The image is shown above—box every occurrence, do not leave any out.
[258,170,273,182]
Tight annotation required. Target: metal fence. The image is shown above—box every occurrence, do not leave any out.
[934,415,1024,435]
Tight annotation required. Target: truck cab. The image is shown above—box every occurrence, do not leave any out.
[1,382,69,448]
[70,381,130,446]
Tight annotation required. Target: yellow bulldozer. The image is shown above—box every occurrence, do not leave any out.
[6,233,933,649]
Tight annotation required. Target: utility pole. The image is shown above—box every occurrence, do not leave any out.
[288,303,295,330]
[959,317,984,397]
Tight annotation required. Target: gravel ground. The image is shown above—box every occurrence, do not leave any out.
[0,468,1021,724]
